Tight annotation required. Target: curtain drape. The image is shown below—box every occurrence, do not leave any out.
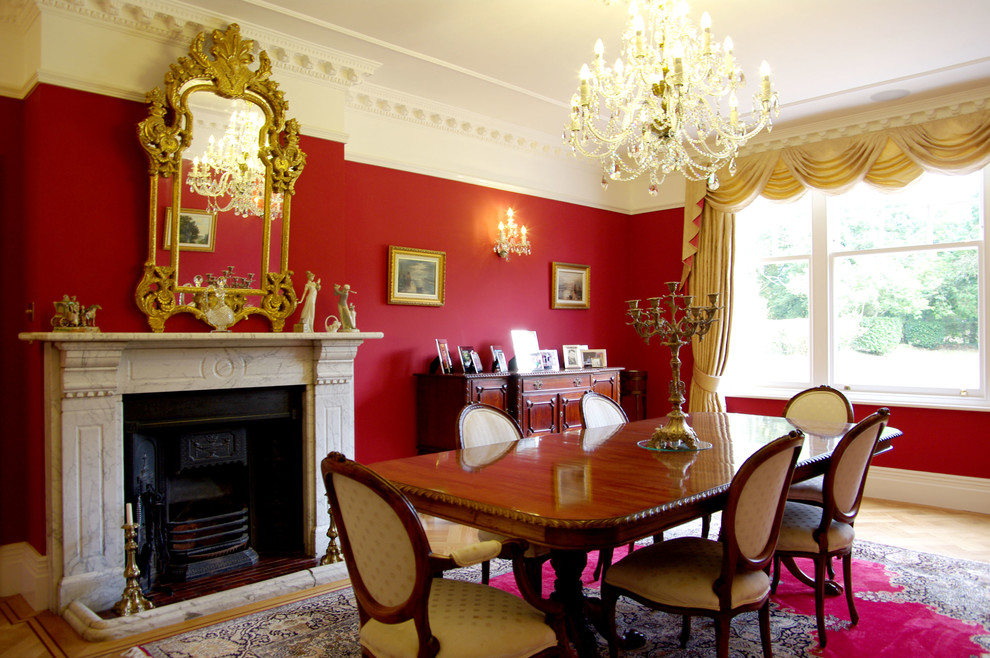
[683,109,990,412]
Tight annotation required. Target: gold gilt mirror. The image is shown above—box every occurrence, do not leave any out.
[136,24,306,332]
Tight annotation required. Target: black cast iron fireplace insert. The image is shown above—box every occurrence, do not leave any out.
[124,386,304,591]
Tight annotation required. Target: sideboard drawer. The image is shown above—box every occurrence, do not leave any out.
[521,373,592,391]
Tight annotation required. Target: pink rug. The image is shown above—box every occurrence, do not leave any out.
[489,542,990,656]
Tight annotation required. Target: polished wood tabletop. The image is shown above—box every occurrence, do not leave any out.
[371,412,900,551]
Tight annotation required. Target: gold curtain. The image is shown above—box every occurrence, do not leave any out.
[683,109,990,412]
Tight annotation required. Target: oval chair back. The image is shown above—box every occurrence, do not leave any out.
[579,391,628,429]
[784,385,854,424]
[457,403,523,448]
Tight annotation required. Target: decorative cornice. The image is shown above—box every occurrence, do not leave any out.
[348,83,571,162]
[743,89,990,155]
[32,0,380,89]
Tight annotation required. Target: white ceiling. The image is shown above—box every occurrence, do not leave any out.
[195,0,990,143]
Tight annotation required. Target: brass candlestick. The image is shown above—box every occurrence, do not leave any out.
[626,282,721,450]
[113,512,154,616]
[320,502,343,565]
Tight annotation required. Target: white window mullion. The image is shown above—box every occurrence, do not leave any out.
[810,191,830,386]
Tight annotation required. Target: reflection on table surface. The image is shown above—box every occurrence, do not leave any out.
[371,412,899,550]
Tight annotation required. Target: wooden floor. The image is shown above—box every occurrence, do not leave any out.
[2,498,988,658]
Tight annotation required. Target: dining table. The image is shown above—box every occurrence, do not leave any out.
[371,412,900,656]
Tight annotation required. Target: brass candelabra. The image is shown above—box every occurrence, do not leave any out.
[626,282,721,450]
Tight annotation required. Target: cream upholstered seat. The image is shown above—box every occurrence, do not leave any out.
[457,403,549,585]
[783,385,855,506]
[321,451,571,658]
[602,431,805,658]
[771,408,890,648]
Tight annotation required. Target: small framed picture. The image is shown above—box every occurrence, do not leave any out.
[551,262,590,309]
[457,345,477,373]
[539,349,560,371]
[436,339,454,374]
[491,345,508,373]
[562,344,588,370]
[165,208,216,252]
[388,246,446,306]
[471,350,484,374]
[581,349,608,368]
[510,329,540,373]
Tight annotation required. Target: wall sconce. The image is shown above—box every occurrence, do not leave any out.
[494,208,531,260]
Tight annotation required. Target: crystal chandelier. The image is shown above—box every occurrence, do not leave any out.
[186,108,284,218]
[493,208,531,259]
[564,0,779,194]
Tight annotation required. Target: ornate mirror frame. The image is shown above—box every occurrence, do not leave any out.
[136,24,306,332]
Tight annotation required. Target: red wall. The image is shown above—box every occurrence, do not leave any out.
[3,84,987,555]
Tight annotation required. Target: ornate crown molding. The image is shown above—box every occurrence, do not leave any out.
[348,83,572,162]
[743,88,990,155]
[32,0,380,89]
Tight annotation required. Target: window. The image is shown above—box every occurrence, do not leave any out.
[726,169,987,408]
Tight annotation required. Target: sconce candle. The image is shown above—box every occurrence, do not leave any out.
[493,207,531,260]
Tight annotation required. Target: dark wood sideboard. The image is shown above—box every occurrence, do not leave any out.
[415,368,622,452]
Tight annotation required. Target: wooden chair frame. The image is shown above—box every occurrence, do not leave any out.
[321,451,571,657]
[771,408,890,647]
[602,431,805,658]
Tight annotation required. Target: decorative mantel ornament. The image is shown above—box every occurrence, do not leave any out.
[626,281,721,450]
[51,295,101,332]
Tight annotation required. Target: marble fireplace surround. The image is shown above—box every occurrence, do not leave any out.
[19,331,383,641]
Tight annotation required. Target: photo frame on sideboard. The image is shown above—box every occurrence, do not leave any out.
[581,348,608,368]
[562,344,588,370]
[510,329,540,372]
[491,345,508,373]
[457,345,477,373]
[436,338,454,374]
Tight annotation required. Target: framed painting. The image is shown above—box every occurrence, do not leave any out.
[164,208,216,252]
[551,262,590,309]
[388,246,446,306]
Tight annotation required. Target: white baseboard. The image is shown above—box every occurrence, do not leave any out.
[0,542,50,611]
[865,466,990,514]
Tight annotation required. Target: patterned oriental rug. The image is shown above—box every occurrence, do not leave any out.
[132,533,990,657]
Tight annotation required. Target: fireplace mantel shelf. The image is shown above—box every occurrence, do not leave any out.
[20,331,384,345]
[23,329,383,640]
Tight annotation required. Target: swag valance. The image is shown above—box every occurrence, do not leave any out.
[682,108,990,412]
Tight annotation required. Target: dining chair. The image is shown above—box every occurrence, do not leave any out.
[579,390,628,428]
[321,451,572,657]
[457,403,549,585]
[601,430,805,658]
[580,391,713,581]
[771,408,890,648]
[579,392,648,581]
[783,385,855,506]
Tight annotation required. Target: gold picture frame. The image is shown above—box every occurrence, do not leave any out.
[164,208,217,252]
[552,262,590,309]
[581,349,608,368]
[388,246,446,306]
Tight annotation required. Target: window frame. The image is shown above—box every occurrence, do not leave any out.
[722,168,990,411]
